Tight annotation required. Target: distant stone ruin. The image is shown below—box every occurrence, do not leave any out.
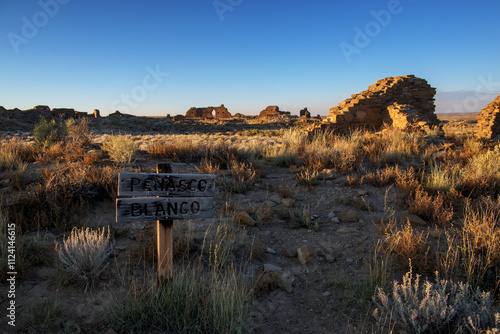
[319,75,439,132]
[477,94,500,139]
[300,108,311,118]
[185,104,232,119]
[258,106,291,118]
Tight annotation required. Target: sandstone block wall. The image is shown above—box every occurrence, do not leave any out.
[258,106,291,118]
[325,75,439,131]
[185,104,232,119]
[477,94,500,139]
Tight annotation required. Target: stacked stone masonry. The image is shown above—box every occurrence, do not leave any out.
[185,104,232,119]
[477,94,500,139]
[321,75,439,132]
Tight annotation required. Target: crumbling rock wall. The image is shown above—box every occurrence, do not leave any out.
[185,104,232,119]
[324,75,439,131]
[259,106,291,118]
[477,94,500,139]
[300,108,311,118]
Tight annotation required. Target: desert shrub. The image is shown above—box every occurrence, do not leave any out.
[382,222,434,274]
[365,166,399,187]
[373,269,500,334]
[395,167,420,194]
[425,163,462,194]
[101,134,138,163]
[34,117,67,148]
[462,145,500,197]
[220,161,256,193]
[296,169,319,186]
[56,227,114,292]
[408,187,454,227]
[8,164,119,231]
[0,138,35,171]
[65,118,92,148]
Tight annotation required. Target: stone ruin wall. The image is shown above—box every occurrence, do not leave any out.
[185,104,232,119]
[319,75,440,132]
[477,94,500,139]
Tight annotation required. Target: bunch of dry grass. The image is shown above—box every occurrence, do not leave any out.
[408,187,454,227]
[382,222,434,274]
[56,227,114,292]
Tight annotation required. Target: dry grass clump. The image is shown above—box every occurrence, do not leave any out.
[381,222,433,274]
[365,166,399,187]
[0,137,36,171]
[110,268,248,333]
[408,187,454,227]
[461,145,500,197]
[220,160,257,194]
[373,268,499,334]
[9,164,119,231]
[56,227,114,292]
[364,128,424,166]
[101,134,139,163]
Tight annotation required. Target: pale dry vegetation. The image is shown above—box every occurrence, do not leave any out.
[2,117,500,333]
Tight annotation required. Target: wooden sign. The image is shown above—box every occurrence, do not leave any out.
[116,197,213,222]
[118,172,215,197]
[116,168,215,280]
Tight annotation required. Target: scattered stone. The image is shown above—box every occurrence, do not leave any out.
[356,247,366,254]
[336,226,357,234]
[331,217,340,223]
[266,247,277,255]
[268,194,281,204]
[317,169,335,180]
[340,209,359,223]
[325,254,335,263]
[277,271,294,293]
[281,198,296,207]
[37,268,57,280]
[357,190,367,196]
[289,165,302,174]
[328,212,337,220]
[297,245,316,264]
[234,211,256,226]
[399,211,428,227]
[322,291,332,297]
[264,263,283,272]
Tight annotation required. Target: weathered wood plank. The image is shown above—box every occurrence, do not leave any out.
[116,197,213,222]
[118,172,216,197]
[157,220,173,280]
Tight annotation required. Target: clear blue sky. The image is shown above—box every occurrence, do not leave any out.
[1,0,499,116]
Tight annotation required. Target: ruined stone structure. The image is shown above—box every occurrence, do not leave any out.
[300,108,311,118]
[94,109,101,118]
[34,105,51,112]
[185,104,232,119]
[322,75,439,131]
[477,94,500,139]
[258,106,291,118]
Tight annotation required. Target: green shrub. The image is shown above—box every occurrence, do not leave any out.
[101,134,139,163]
[34,117,67,148]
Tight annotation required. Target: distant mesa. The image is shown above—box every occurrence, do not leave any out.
[258,106,291,118]
[185,104,232,119]
[477,94,500,139]
[309,75,439,133]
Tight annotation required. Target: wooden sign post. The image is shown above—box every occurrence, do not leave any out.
[116,165,215,280]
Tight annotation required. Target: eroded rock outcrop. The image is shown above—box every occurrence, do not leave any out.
[321,75,439,132]
[185,104,232,119]
[477,94,500,139]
